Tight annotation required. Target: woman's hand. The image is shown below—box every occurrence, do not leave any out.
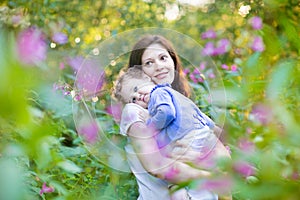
[168,144,201,165]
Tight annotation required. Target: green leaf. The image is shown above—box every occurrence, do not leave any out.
[57,160,82,174]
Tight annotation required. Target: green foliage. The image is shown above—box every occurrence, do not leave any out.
[0,0,300,199]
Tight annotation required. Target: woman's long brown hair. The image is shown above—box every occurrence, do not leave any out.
[128,35,191,98]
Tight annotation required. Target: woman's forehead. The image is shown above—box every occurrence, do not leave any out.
[142,44,167,58]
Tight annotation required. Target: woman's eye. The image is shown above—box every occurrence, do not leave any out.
[144,61,153,66]
[132,97,136,103]
[161,55,168,61]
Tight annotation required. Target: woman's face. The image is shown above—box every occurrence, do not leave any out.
[141,43,175,85]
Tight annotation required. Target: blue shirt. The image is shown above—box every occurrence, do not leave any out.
[147,84,215,149]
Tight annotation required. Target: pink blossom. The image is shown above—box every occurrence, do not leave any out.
[231,64,238,72]
[225,145,231,154]
[192,68,201,75]
[189,73,198,83]
[208,73,215,79]
[246,127,252,134]
[67,56,84,72]
[40,182,54,195]
[52,32,68,44]
[16,27,47,66]
[201,176,233,195]
[52,82,65,91]
[199,62,206,70]
[197,76,204,83]
[201,42,215,56]
[251,36,265,52]
[238,138,255,154]
[234,161,256,177]
[74,94,82,101]
[251,103,272,125]
[201,29,217,39]
[291,171,299,180]
[214,38,231,55]
[105,103,122,123]
[249,16,263,30]
[75,58,105,96]
[221,64,229,70]
[78,120,99,144]
[183,68,190,75]
[59,62,65,70]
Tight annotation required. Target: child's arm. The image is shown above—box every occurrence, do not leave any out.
[147,89,176,130]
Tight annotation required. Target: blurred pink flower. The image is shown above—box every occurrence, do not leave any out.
[246,127,253,134]
[201,176,233,195]
[208,73,215,79]
[74,94,82,101]
[201,42,215,56]
[52,32,68,44]
[40,182,54,195]
[75,58,105,96]
[183,68,190,75]
[199,62,206,70]
[192,68,201,75]
[291,171,299,180]
[251,103,272,125]
[238,137,255,154]
[231,64,238,72]
[225,145,231,154]
[249,16,263,30]
[52,82,65,91]
[59,62,65,70]
[197,76,204,83]
[16,27,47,66]
[234,161,256,177]
[105,103,122,123]
[78,120,99,144]
[214,38,231,55]
[67,56,84,72]
[189,73,198,83]
[201,29,217,39]
[221,64,229,70]
[251,36,265,52]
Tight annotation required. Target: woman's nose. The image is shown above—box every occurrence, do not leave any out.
[154,61,164,70]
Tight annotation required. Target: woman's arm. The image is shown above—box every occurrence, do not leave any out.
[128,121,211,184]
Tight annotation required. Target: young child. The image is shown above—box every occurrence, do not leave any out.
[114,66,231,199]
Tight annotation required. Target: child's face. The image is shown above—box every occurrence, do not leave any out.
[121,77,155,108]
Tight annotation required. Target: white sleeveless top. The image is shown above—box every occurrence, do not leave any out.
[121,103,171,200]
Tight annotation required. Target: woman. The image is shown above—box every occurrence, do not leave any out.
[115,35,221,199]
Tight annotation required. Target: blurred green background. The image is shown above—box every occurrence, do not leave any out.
[0,0,299,199]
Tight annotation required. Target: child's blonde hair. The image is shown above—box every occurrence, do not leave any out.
[113,65,144,104]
